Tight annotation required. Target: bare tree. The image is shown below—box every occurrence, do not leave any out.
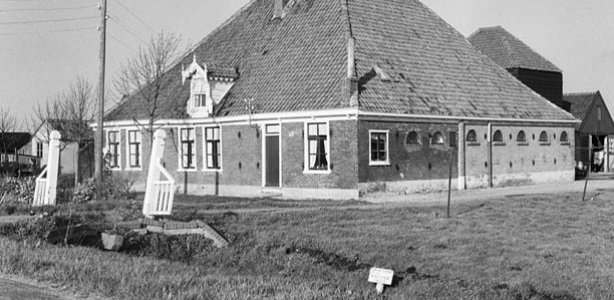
[114,31,181,146]
[0,107,17,163]
[63,77,94,186]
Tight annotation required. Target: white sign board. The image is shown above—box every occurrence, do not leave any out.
[368,267,394,294]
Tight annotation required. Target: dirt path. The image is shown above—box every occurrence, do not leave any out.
[197,179,614,215]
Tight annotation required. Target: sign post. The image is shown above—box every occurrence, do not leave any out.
[368,267,394,294]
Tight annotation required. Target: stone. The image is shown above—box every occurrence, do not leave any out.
[101,232,123,251]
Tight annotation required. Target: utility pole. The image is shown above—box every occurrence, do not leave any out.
[95,0,107,200]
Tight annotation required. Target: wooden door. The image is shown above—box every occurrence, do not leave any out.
[265,135,280,187]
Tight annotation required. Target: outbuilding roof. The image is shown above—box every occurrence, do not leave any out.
[563,92,598,121]
[0,132,31,152]
[106,0,575,122]
[468,26,562,73]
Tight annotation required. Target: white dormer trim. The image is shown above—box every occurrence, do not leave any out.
[182,55,213,118]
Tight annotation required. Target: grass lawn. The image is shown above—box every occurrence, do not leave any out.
[1,189,614,299]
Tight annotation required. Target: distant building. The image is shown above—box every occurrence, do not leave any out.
[469,26,614,174]
[98,0,577,199]
[0,132,36,175]
[32,119,94,181]
[563,91,614,172]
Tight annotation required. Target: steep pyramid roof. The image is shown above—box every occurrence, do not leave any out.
[468,26,562,73]
[106,0,575,122]
[563,92,600,121]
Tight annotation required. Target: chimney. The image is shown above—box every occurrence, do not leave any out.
[343,37,358,107]
[273,0,284,19]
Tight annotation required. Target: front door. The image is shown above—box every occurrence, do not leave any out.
[264,124,280,187]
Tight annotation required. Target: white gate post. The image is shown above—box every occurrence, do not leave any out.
[143,129,166,217]
[46,131,61,205]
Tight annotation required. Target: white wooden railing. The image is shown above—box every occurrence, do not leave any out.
[32,131,60,207]
[33,167,48,206]
[143,129,176,218]
[149,162,175,216]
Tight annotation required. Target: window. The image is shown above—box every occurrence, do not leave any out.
[431,132,444,145]
[517,131,526,143]
[107,131,120,169]
[597,106,602,121]
[539,131,549,143]
[560,131,569,143]
[306,123,329,171]
[204,127,221,170]
[127,130,141,169]
[195,94,206,107]
[493,130,503,142]
[406,131,420,145]
[36,142,43,158]
[369,130,389,165]
[466,130,477,142]
[180,128,196,169]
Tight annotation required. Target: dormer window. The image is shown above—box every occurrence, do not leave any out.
[182,54,238,118]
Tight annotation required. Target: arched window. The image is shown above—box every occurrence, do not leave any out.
[517,131,526,143]
[493,130,503,142]
[466,130,477,142]
[539,131,549,142]
[431,132,444,145]
[560,131,569,143]
[406,131,420,145]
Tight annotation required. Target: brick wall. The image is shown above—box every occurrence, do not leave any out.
[357,120,458,183]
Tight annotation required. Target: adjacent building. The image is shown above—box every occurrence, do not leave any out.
[100,0,577,199]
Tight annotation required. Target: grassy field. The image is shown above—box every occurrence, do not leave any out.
[1,189,614,299]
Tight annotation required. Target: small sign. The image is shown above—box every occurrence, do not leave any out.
[368,267,394,294]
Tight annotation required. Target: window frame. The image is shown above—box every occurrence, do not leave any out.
[125,129,142,171]
[466,129,477,143]
[369,130,390,166]
[303,121,331,174]
[106,129,121,170]
[203,126,222,171]
[177,126,197,171]
[560,131,570,145]
[405,130,421,145]
[539,131,550,145]
[36,142,43,158]
[431,132,444,146]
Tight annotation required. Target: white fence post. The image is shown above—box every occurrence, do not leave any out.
[33,130,60,206]
[143,129,175,218]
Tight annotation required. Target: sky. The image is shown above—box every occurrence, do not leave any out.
[1,0,613,131]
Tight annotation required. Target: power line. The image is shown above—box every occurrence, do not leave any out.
[108,15,146,44]
[109,33,134,51]
[0,16,97,25]
[0,4,94,13]
[0,25,96,35]
[113,0,155,33]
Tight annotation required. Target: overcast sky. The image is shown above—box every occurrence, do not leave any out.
[1,0,613,130]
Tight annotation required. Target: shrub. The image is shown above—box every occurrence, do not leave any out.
[0,217,56,242]
[0,176,35,203]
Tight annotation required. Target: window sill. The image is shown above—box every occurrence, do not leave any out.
[177,168,198,173]
[539,143,551,146]
[303,169,332,175]
[202,168,223,173]
[493,142,506,146]
[109,167,122,171]
[467,142,480,146]
[517,142,529,146]
[369,161,390,167]
[125,167,143,171]
[561,142,571,146]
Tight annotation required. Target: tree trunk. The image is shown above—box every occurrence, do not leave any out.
[74,145,80,187]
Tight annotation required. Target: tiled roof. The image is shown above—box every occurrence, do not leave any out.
[563,92,598,121]
[468,26,562,73]
[0,132,31,152]
[106,0,574,122]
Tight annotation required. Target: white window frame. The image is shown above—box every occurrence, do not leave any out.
[369,129,390,166]
[125,129,143,171]
[177,126,197,172]
[303,121,331,174]
[106,129,122,170]
[202,126,223,172]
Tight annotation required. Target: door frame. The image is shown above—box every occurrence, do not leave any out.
[261,122,282,188]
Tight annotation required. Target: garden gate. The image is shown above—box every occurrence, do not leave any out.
[33,130,60,207]
[142,129,176,218]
